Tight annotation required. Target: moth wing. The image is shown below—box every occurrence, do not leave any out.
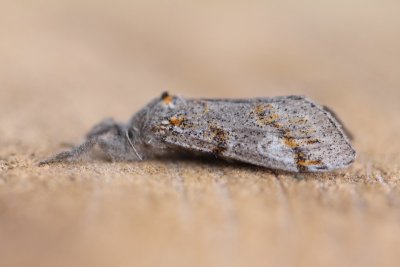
[160,96,355,172]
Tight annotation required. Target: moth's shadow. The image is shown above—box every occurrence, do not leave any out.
[151,151,318,179]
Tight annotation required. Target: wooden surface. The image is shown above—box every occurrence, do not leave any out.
[1,1,400,267]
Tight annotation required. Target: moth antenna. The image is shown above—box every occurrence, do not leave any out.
[125,129,143,160]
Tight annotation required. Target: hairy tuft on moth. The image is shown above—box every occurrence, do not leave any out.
[39,92,356,172]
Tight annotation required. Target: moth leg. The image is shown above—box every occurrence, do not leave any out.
[39,138,97,165]
[39,119,122,165]
[39,118,142,165]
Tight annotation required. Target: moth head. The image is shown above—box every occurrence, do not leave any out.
[86,119,142,161]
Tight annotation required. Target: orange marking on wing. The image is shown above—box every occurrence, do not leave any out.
[288,117,308,124]
[297,159,323,166]
[162,95,174,105]
[209,124,229,155]
[253,104,281,127]
[304,139,319,144]
[283,136,300,148]
[169,116,185,126]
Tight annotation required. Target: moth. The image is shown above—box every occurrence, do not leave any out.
[40,92,356,172]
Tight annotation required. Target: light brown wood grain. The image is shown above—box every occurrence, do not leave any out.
[1,1,400,267]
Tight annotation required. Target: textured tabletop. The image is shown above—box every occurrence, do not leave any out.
[1,1,399,267]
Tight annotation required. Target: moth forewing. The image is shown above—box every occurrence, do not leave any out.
[150,95,355,172]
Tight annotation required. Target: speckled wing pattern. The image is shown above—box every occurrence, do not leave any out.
[147,95,356,172]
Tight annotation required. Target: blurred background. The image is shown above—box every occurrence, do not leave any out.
[1,1,400,267]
